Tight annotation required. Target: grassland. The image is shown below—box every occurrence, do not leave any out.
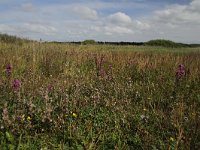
[0,41,200,149]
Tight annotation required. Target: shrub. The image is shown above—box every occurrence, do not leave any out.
[145,39,187,48]
[82,39,96,45]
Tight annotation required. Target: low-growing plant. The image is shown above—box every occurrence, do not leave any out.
[0,40,200,149]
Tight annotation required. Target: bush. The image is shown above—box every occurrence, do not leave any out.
[82,39,96,45]
[145,39,188,48]
[0,33,30,44]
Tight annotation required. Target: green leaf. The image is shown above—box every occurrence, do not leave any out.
[5,131,14,143]
[8,144,15,150]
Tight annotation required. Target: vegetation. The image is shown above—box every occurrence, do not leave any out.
[0,33,31,44]
[0,35,200,149]
[2,33,200,47]
[145,39,200,48]
[82,40,96,45]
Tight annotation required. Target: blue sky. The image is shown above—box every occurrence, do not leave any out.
[0,0,200,43]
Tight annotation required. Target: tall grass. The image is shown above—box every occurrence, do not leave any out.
[0,42,200,149]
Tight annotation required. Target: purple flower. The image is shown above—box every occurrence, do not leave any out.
[47,84,53,92]
[100,55,104,67]
[6,64,12,76]
[108,64,113,80]
[100,69,106,78]
[94,54,105,77]
[109,64,112,70]
[176,64,186,79]
[13,79,21,91]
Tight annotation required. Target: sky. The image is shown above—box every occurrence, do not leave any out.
[0,0,200,43]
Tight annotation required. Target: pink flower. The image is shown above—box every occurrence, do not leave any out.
[13,79,21,91]
[176,64,186,79]
[6,64,12,76]
[47,84,53,92]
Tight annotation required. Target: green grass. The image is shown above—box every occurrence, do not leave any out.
[0,41,200,149]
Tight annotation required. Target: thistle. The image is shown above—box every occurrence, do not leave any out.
[175,64,187,87]
[176,64,186,79]
[6,64,12,77]
[94,54,105,77]
[13,79,21,91]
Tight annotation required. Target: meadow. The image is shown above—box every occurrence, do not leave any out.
[0,41,200,149]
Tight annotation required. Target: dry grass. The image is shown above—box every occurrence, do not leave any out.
[0,42,200,149]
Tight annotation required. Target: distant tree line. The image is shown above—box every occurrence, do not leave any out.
[66,40,144,46]
[144,39,200,48]
[1,34,200,48]
[67,39,200,48]
[0,33,34,44]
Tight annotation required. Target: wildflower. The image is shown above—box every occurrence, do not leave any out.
[47,84,53,92]
[184,116,188,121]
[2,107,9,121]
[140,114,145,120]
[108,64,113,80]
[0,125,4,130]
[109,64,112,70]
[143,108,147,111]
[22,115,25,121]
[170,137,175,142]
[176,64,186,79]
[147,97,151,100]
[6,64,12,76]
[72,113,77,118]
[100,69,106,78]
[2,104,11,126]
[27,116,31,121]
[192,112,196,116]
[140,114,149,123]
[13,79,21,91]
[94,54,105,77]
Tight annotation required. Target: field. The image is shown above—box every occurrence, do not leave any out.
[0,42,200,149]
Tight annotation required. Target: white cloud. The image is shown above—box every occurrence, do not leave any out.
[104,25,134,35]
[135,20,150,30]
[154,0,200,25]
[189,0,200,13]
[0,23,57,35]
[0,24,17,32]
[90,26,101,32]
[72,6,98,20]
[142,0,200,43]
[103,12,150,36]
[1,0,200,43]
[108,12,132,26]
[22,23,57,35]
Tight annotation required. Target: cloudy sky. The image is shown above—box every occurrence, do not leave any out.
[0,0,200,43]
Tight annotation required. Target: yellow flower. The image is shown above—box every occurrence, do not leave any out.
[143,108,147,111]
[147,97,151,100]
[22,115,25,121]
[72,113,77,118]
[170,137,175,142]
[27,116,31,121]
[192,112,196,117]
